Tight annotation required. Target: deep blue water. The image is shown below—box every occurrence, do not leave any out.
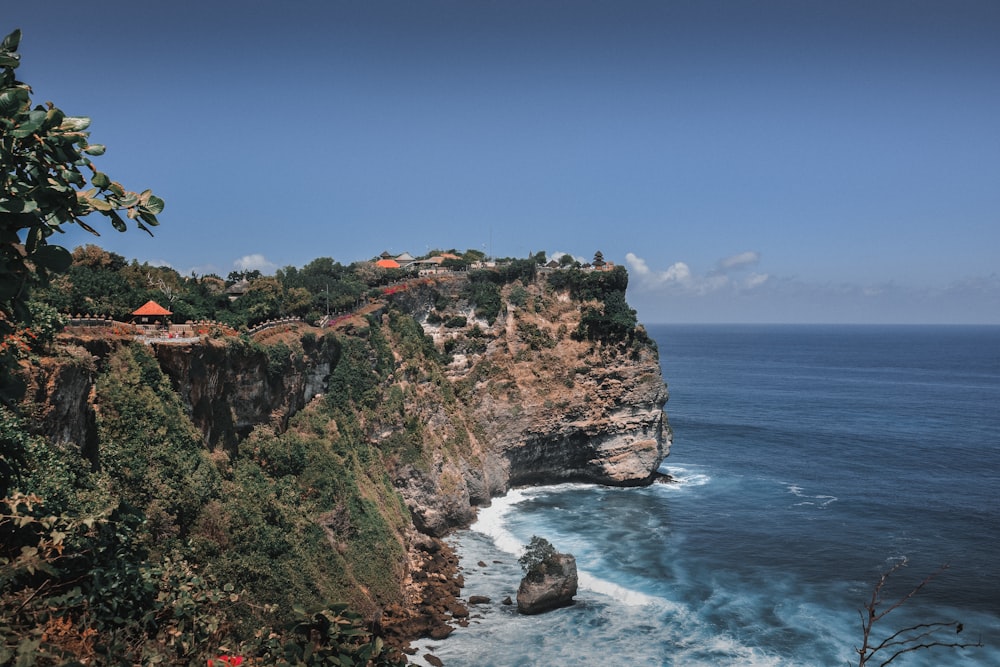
[413,325,1000,666]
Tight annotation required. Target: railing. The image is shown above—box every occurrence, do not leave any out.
[247,317,304,335]
[65,316,237,340]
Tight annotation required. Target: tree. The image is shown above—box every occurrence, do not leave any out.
[518,536,561,583]
[227,269,262,284]
[856,559,982,666]
[1,29,164,326]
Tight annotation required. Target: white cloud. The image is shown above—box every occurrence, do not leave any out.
[626,255,1000,324]
[627,252,767,295]
[625,252,651,276]
[743,272,770,289]
[625,253,693,287]
[233,253,277,273]
[719,251,760,271]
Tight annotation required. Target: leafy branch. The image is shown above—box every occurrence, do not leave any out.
[1,28,163,325]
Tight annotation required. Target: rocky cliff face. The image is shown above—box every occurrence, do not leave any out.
[384,277,671,536]
[24,329,338,454]
[22,343,100,464]
[150,334,336,451]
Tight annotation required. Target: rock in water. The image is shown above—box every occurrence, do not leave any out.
[516,552,578,614]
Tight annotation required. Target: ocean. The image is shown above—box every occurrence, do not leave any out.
[411,324,1000,666]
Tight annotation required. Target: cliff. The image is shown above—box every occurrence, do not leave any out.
[384,275,670,536]
[22,329,339,454]
[18,266,670,653]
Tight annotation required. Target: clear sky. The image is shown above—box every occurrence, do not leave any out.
[7,1,999,324]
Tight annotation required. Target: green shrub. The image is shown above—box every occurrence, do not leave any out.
[516,320,556,350]
[518,535,562,583]
[508,284,529,307]
[461,278,501,323]
[266,340,293,380]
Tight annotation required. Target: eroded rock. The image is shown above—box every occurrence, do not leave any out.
[516,552,578,615]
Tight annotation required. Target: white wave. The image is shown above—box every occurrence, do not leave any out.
[786,483,838,507]
[469,488,532,555]
[656,465,711,490]
[577,570,667,608]
[470,483,607,547]
[673,636,787,667]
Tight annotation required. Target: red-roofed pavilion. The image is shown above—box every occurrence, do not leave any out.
[132,300,172,324]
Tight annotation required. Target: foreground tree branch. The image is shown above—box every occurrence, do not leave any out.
[1,28,164,326]
[857,558,983,666]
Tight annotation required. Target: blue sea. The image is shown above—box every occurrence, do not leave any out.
[412,325,1000,666]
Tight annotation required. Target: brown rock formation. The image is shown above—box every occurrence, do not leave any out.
[517,552,579,614]
[389,278,671,536]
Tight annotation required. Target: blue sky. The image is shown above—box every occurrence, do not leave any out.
[7,1,999,323]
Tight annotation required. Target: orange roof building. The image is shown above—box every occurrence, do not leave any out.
[132,300,172,324]
[132,300,172,316]
[375,258,400,269]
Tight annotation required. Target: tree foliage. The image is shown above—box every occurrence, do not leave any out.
[518,535,562,583]
[0,29,163,326]
[546,265,638,343]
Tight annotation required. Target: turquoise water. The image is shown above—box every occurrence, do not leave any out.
[412,325,1000,665]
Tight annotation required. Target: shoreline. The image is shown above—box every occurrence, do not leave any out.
[382,534,469,664]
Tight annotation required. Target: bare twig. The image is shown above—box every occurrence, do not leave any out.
[856,558,983,666]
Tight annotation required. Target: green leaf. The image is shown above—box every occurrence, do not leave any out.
[143,194,165,214]
[108,210,127,232]
[30,244,72,272]
[44,107,64,129]
[0,88,29,114]
[2,29,21,52]
[25,225,41,253]
[108,211,128,233]
[14,637,41,667]
[0,198,37,214]
[92,172,110,189]
[83,144,105,156]
[61,169,85,186]
[11,109,46,138]
[58,116,91,132]
[0,54,19,69]
[86,197,113,212]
